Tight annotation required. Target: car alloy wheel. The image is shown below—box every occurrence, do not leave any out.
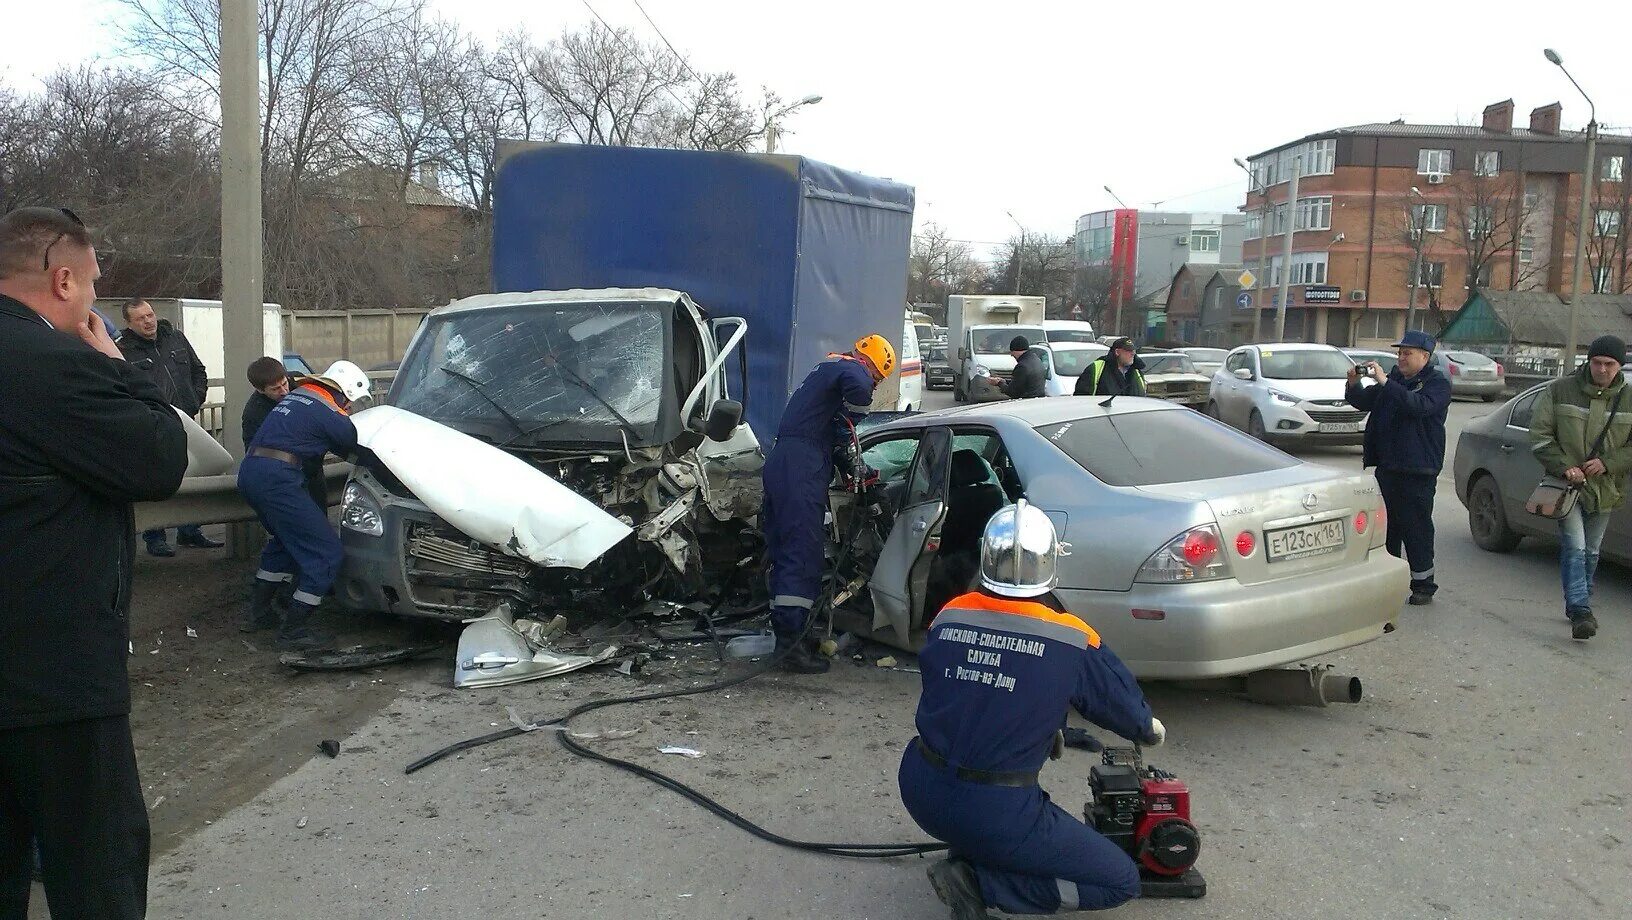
[1468,474,1521,552]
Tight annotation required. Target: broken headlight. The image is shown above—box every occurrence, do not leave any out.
[340,480,384,537]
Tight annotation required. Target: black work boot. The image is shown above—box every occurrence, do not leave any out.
[776,632,830,674]
[1568,607,1598,641]
[927,858,992,920]
[278,599,335,651]
[240,580,282,633]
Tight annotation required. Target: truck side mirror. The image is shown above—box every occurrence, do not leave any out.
[705,399,743,442]
[958,346,970,361]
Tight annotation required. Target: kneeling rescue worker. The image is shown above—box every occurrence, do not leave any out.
[761,334,896,674]
[237,361,372,649]
[900,501,1166,918]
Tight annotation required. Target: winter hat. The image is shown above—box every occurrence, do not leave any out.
[1009,335,1031,352]
[1587,334,1626,363]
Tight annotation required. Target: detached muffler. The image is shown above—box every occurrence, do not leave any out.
[1243,665,1361,707]
[1179,665,1362,708]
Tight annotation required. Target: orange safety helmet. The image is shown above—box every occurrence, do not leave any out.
[853,334,896,379]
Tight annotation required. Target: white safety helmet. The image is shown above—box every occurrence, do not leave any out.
[979,499,1060,598]
[316,360,372,404]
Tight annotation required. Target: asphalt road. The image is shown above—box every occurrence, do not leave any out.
[134,392,1627,920]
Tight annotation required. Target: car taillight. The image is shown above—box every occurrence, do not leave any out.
[1354,511,1368,534]
[1137,524,1232,583]
[1448,363,1460,376]
[1371,505,1387,548]
[1235,530,1256,557]
[1495,362,1504,375]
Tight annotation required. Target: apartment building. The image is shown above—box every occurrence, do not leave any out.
[1241,100,1632,347]
[1075,208,1244,334]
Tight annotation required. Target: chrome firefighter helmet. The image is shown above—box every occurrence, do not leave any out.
[979,499,1060,598]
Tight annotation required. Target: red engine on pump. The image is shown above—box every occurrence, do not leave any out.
[1087,747,1205,897]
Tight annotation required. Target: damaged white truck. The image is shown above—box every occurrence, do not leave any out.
[336,288,762,621]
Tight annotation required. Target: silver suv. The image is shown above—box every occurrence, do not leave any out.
[1207,343,1367,445]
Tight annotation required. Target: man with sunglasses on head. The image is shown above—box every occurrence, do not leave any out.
[0,206,188,918]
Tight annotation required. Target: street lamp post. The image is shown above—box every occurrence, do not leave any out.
[1104,185,1131,335]
[765,94,823,154]
[1273,154,1302,341]
[1005,210,1026,296]
[1234,157,1272,341]
[1545,48,1598,376]
[1406,187,1427,333]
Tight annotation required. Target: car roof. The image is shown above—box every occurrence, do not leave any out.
[870,395,1177,434]
[1039,341,1108,352]
[1242,342,1343,352]
[432,288,690,317]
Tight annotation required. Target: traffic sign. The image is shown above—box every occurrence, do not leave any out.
[1237,270,1257,290]
[1235,292,1253,309]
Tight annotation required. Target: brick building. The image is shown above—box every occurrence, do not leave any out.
[1241,101,1632,347]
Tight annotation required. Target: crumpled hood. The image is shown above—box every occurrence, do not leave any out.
[352,405,633,568]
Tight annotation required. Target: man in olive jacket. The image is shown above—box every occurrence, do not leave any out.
[0,207,188,918]
[1530,335,1631,640]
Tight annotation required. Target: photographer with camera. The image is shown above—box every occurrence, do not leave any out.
[1345,330,1452,606]
[898,502,1165,918]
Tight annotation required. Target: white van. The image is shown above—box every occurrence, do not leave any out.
[898,314,924,411]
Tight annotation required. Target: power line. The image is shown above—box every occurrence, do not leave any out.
[631,0,705,86]
[579,0,691,111]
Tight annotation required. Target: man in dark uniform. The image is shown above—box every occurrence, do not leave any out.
[0,206,189,919]
[238,360,370,649]
[118,296,221,555]
[1345,330,1451,606]
[980,335,1047,399]
[900,501,1165,918]
[761,334,896,673]
[242,356,327,511]
[1075,337,1146,398]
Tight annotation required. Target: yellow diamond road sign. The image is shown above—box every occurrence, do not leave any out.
[1238,270,1257,290]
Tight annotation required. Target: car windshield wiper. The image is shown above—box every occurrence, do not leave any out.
[550,359,642,444]
[437,365,525,438]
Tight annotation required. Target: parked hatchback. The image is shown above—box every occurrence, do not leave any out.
[1432,350,1506,402]
[1207,343,1366,444]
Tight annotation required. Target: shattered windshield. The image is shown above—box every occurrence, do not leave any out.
[392,301,667,443]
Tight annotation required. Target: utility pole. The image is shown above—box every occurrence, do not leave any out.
[1234,158,1272,341]
[1406,194,1425,333]
[1274,155,1302,340]
[1005,210,1026,296]
[1545,48,1597,375]
[220,0,261,459]
[765,94,823,154]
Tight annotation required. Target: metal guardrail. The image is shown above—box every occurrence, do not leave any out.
[133,462,351,531]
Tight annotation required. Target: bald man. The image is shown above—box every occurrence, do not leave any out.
[0,206,188,918]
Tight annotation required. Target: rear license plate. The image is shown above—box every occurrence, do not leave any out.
[1319,422,1359,433]
[1266,520,1346,562]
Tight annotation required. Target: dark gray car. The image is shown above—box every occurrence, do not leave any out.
[1453,376,1632,563]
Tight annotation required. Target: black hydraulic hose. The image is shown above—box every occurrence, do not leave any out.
[404,467,948,860]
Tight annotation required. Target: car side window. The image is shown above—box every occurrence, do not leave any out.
[862,435,921,485]
[951,430,1024,500]
[1507,390,1541,430]
[904,427,952,507]
[1225,351,1247,373]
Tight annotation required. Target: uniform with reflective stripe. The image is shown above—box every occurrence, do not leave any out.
[760,355,874,634]
[237,384,359,606]
[898,591,1152,913]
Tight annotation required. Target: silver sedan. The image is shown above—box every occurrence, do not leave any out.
[834,397,1409,678]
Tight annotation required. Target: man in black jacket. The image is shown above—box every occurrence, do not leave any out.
[1075,337,1147,397]
[981,335,1048,399]
[0,207,188,919]
[118,297,220,556]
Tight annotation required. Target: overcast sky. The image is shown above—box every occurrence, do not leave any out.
[5,0,1630,257]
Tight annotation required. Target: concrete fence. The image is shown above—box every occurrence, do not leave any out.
[282,309,429,371]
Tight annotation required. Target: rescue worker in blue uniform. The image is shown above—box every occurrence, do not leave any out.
[761,334,896,674]
[900,501,1166,918]
[237,360,372,649]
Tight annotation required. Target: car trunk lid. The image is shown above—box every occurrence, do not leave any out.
[1138,466,1384,586]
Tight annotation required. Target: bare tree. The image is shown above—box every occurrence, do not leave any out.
[528,22,686,147]
[1446,164,1534,293]
[1585,181,1632,295]
[989,231,1074,311]
[909,223,978,306]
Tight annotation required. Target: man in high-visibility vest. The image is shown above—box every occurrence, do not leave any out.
[1075,337,1146,398]
[900,501,1165,917]
[761,334,896,673]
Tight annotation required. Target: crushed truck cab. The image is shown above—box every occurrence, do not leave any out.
[335,288,762,620]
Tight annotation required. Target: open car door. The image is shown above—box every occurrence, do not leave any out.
[866,427,951,644]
